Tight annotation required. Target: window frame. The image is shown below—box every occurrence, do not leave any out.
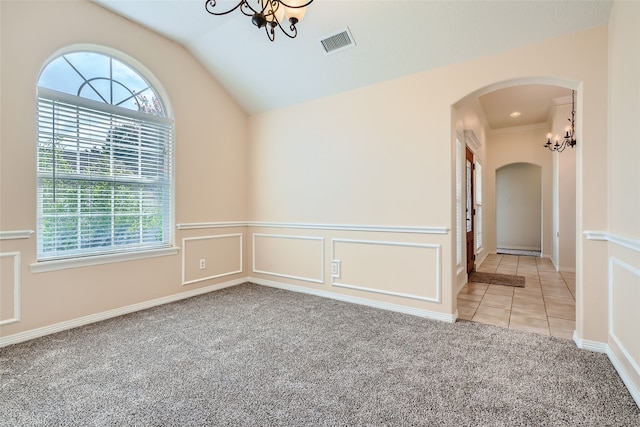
[32,49,177,272]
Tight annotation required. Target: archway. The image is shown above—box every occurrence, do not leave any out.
[453,78,578,338]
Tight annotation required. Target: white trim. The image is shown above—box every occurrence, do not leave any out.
[464,130,481,153]
[608,344,640,408]
[573,331,608,353]
[30,247,180,273]
[552,94,573,107]
[177,221,449,235]
[0,278,246,348]
[176,222,246,230]
[252,234,325,284]
[0,230,34,240]
[456,270,468,295]
[250,277,456,323]
[251,222,449,235]
[584,230,640,253]
[488,122,549,136]
[331,238,441,304]
[497,245,543,251]
[0,252,21,326]
[182,234,243,286]
[608,257,640,377]
[38,87,173,125]
[475,249,488,269]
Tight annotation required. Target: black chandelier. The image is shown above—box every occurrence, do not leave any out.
[204,0,314,42]
[544,90,577,152]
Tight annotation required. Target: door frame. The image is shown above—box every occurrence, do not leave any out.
[465,146,475,274]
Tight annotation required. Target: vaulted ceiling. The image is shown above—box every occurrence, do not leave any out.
[94,0,612,126]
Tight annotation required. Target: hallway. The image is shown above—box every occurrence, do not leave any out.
[457,254,576,339]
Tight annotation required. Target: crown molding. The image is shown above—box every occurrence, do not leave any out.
[488,122,549,136]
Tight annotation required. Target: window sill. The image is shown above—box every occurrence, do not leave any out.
[30,247,180,274]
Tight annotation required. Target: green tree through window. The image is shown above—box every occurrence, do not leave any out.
[36,50,174,260]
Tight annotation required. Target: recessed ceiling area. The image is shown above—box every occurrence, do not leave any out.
[478,85,572,130]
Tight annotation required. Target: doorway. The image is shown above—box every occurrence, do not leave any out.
[495,163,542,255]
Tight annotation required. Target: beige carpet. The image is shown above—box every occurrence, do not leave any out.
[1,283,638,425]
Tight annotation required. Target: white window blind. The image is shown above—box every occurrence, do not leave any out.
[37,88,174,260]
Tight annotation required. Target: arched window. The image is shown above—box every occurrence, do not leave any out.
[36,50,174,261]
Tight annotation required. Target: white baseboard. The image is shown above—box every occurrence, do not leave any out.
[497,245,542,251]
[1,275,458,348]
[250,276,457,323]
[572,332,640,407]
[573,331,608,353]
[0,278,246,348]
[607,347,640,408]
[475,250,489,268]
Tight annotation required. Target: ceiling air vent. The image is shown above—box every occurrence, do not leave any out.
[319,28,355,55]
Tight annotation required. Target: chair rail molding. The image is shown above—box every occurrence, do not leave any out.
[0,230,34,240]
[177,221,449,235]
[583,230,640,253]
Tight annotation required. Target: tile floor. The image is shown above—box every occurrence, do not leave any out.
[457,254,576,339]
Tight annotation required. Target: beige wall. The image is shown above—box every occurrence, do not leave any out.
[0,1,249,337]
[606,0,640,405]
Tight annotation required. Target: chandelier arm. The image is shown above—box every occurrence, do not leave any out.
[274,19,298,39]
[241,1,260,17]
[204,0,257,16]
[265,23,276,42]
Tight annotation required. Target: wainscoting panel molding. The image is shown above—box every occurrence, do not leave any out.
[252,234,325,284]
[0,252,21,326]
[578,230,640,406]
[331,238,441,303]
[608,256,640,405]
[182,234,243,286]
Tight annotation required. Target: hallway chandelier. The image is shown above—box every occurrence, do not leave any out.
[544,90,577,152]
[204,0,314,42]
